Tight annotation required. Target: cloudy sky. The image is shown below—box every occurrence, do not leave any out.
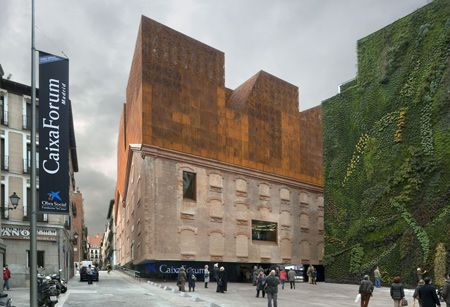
[0,0,430,234]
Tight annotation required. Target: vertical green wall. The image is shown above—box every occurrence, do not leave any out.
[323,0,450,285]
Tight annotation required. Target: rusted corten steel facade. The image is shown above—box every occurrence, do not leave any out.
[114,16,324,280]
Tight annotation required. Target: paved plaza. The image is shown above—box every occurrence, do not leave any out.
[4,270,419,307]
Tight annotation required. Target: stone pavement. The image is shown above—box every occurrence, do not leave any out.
[4,270,418,307]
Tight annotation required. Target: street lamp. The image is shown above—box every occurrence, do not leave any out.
[72,232,79,244]
[8,192,20,210]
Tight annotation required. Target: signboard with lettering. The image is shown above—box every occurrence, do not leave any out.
[38,51,70,214]
[0,226,58,241]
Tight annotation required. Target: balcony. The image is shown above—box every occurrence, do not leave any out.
[0,111,8,126]
[1,156,9,171]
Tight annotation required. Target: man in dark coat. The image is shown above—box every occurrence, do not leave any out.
[265,270,280,307]
[216,266,227,293]
[359,275,374,307]
[417,277,440,307]
[442,273,450,307]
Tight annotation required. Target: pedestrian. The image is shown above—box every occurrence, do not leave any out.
[279,269,287,290]
[216,266,227,293]
[390,276,405,307]
[307,265,314,284]
[265,270,280,307]
[2,265,11,291]
[442,272,450,307]
[417,268,428,283]
[256,271,266,298]
[417,277,441,307]
[187,267,196,292]
[213,263,219,283]
[374,266,381,288]
[177,266,187,292]
[86,264,93,285]
[288,268,296,289]
[413,279,425,307]
[359,275,374,307]
[312,266,318,285]
[204,265,210,288]
[252,265,258,286]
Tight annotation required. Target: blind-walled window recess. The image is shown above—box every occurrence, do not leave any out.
[252,220,277,243]
[183,171,196,201]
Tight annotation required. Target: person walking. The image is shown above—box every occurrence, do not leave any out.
[288,268,296,289]
[204,265,210,288]
[359,275,374,307]
[279,269,287,290]
[417,268,428,283]
[390,276,405,307]
[312,266,318,285]
[177,266,187,292]
[374,267,381,288]
[442,272,450,307]
[252,266,259,286]
[86,264,93,285]
[307,265,314,284]
[256,271,266,298]
[265,270,280,307]
[216,266,227,293]
[417,277,440,307]
[414,279,425,307]
[187,267,196,292]
[2,265,11,291]
[213,263,219,283]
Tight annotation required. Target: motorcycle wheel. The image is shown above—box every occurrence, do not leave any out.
[61,287,67,293]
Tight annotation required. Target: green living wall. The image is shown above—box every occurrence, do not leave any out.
[323,0,450,286]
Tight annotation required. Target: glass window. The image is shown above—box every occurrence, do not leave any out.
[27,250,45,267]
[252,220,277,242]
[182,171,196,200]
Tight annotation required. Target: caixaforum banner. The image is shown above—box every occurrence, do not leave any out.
[38,52,69,214]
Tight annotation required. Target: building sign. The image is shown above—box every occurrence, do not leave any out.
[1,226,58,241]
[38,51,70,214]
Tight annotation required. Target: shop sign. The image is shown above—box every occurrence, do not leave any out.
[0,226,58,241]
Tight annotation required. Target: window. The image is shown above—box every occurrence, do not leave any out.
[182,171,196,200]
[0,138,7,171]
[0,95,7,126]
[24,143,39,174]
[24,188,47,222]
[27,250,45,268]
[1,183,7,219]
[252,220,277,242]
[23,102,39,130]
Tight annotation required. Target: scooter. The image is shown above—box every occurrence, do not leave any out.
[51,270,67,294]
[37,274,60,307]
[0,293,12,307]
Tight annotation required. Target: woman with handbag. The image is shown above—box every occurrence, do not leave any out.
[391,276,406,307]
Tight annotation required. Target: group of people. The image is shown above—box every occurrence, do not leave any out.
[306,265,318,285]
[358,266,450,307]
[176,263,228,294]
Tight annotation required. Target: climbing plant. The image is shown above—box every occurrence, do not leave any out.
[323,0,450,286]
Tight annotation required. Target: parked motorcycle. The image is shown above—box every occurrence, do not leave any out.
[51,269,67,294]
[37,273,60,307]
[0,293,12,307]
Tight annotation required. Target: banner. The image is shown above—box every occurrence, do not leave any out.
[39,52,69,214]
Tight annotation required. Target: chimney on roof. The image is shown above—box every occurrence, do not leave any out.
[0,65,4,78]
